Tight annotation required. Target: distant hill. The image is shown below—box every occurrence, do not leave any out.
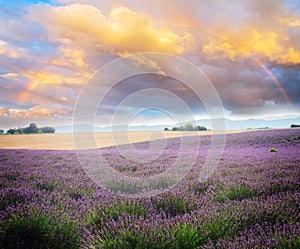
[223,117,300,130]
[55,124,169,133]
[189,117,300,131]
[55,116,300,133]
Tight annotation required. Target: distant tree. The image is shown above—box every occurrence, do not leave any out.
[29,123,39,133]
[40,126,55,133]
[0,129,4,134]
[164,128,169,131]
[17,127,24,134]
[6,128,17,134]
[5,123,55,134]
[23,127,30,134]
[183,123,194,131]
[291,124,300,128]
[169,124,207,131]
[195,125,207,131]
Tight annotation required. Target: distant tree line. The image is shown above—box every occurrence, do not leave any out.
[291,124,300,128]
[3,123,55,135]
[164,123,208,131]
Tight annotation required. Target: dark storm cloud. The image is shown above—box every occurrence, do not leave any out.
[272,65,300,104]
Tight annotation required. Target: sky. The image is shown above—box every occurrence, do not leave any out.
[0,0,300,129]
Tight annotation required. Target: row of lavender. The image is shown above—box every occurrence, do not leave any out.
[0,129,299,248]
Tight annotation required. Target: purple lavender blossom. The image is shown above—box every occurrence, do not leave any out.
[0,129,299,248]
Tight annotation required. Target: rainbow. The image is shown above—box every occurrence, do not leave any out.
[18,81,38,102]
[254,57,292,104]
[204,28,293,105]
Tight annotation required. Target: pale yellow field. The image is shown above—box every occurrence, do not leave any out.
[0,130,253,150]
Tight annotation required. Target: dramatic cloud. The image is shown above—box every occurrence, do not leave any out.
[28,4,194,55]
[0,0,299,129]
[202,0,300,65]
[279,15,300,27]
[202,28,300,65]
[0,105,73,128]
[0,106,70,119]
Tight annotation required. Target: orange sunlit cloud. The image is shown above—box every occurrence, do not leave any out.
[202,28,300,65]
[11,106,69,119]
[0,106,71,119]
[28,4,194,55]
[279,15,300,27]
[23,70,85,86]
[58,47,87,68]
[0,108,9,116]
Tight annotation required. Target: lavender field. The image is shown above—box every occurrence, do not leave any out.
[0,129,299,248]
